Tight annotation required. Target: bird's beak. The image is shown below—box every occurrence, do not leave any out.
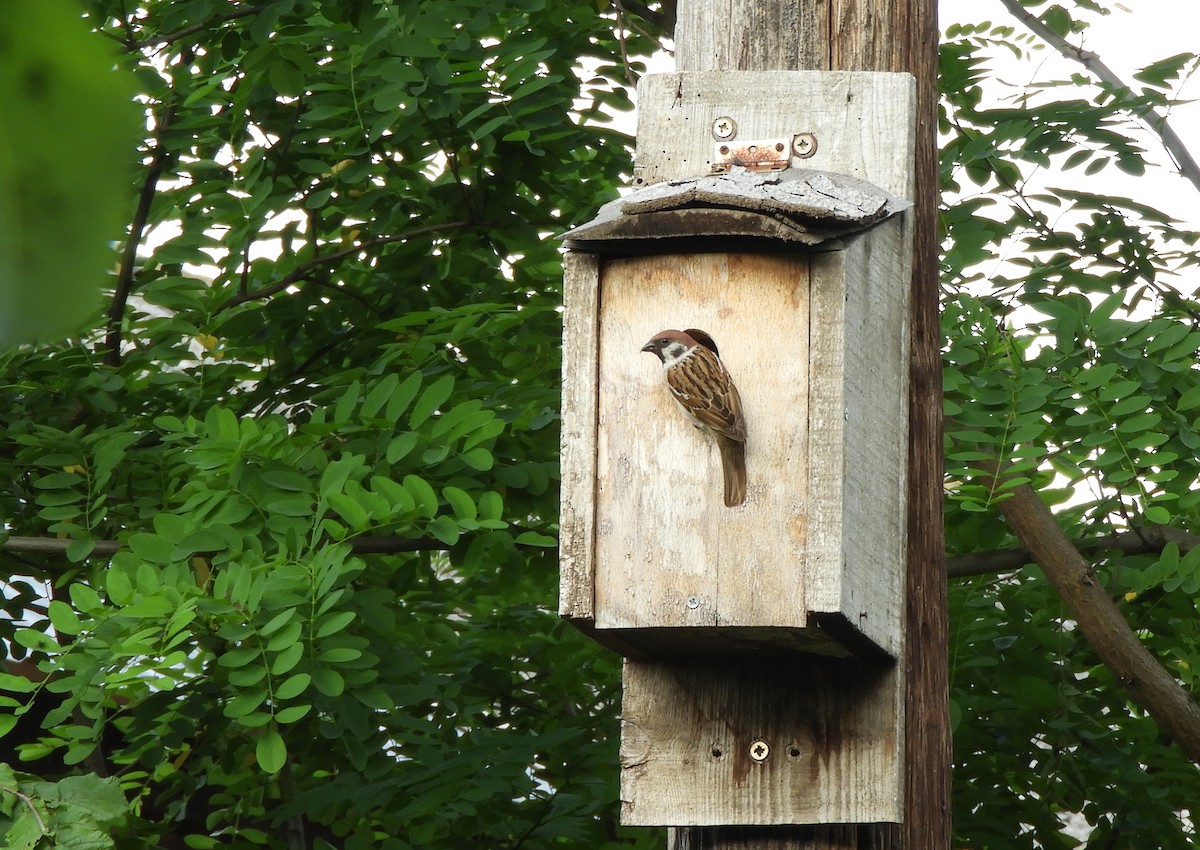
[640,340,655,353]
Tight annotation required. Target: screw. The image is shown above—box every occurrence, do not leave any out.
[686,595,700,609]
[712,116,737,141]
[749,739,770,762]
[792,132,817,159]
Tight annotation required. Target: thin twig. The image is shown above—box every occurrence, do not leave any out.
[1,530,548,561]
[610,0,639,87]
[998,0,1200,195]
[0,785,47,834]
[121,7,265,51]
[105,102,177,367]
[213,221,470,314]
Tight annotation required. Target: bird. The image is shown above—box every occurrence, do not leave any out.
[641,329,747,507]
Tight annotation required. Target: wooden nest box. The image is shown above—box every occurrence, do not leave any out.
[558,71,915,826]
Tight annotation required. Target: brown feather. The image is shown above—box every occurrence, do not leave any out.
[665,345,746,442]
[716,433,747,507]
[642,329,749,507]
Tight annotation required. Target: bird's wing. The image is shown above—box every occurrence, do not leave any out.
[666,348,747,442]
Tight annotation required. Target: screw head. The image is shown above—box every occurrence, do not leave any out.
[749,739,770,762]
[712,116,737,141]
[792,132,817,159]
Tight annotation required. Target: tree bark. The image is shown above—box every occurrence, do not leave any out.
[986,465,1200,763]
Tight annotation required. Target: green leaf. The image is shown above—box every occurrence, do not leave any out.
[1144,506,1171,525]
[256,728,287,773]
[515,530,557,547]
[218,646,261,669]
[265,621,303,653]
[47,600,82,636]
[105,569,133,606]
[461,447,494,471]
[274,704,312,725]
[274,673,310,700]
[0,672,37,694]
[386,432,420,464]
[333,379,361,423]
[270,642,304,676]
[442,486,477,522]
[360,372,400,419]
[403,475,439,517]
[477,490,504,521]
[385,372,424,421]
[311,666,345,697]
[428,515,460,546]
[14,628,58,653]
[410,374,455,427]
[327,491,370,529]
[223,688,267,719]
[261,469,314,492]
[315,610,356,639]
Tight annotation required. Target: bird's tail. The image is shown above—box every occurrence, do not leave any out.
[719,437,746,507]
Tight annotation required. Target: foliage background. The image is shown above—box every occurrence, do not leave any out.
[1,0,656,847]
[1,0,1199,848]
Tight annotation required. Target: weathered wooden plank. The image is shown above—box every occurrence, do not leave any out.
[621,658,901,825]
[634,71,915,197]
[805,219,910,659]
[593,253,811,634]
[559,251,602,621]
[674,0,828,73]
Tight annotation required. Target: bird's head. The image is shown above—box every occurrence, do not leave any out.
[641,329,700,365]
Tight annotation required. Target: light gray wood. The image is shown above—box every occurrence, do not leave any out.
[805,219,910,658]
[559,251,601,621]
[634,72,915,197]
[593,253,811,633]
[586,241,909,659]
[564,169,911,249]
[554,11,927,836]
[621,658,902,825]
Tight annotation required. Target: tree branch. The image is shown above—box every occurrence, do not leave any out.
[117,7,265,51]
[105,102,176,367]
[2,534,445,560]
[948,525,1200,579]
[998,0,1200,195]
[982,460,1200,763]
[213,221,470,314]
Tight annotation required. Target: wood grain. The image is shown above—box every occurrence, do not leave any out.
[634,71,915,195]
[621,658,901,825]
[593,253,811,632]
[806,221,909,659]
[558,0,945,842]
[559,251,602,621]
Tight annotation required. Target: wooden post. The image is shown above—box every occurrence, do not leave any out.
[672,0,950,845]
[669,2,947,847]
[559,0,946,847]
